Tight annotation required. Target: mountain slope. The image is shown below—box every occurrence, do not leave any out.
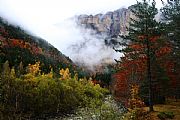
[0,17,78,75]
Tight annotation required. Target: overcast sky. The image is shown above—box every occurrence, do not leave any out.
[0,0,164,37]
[0,0,165,67]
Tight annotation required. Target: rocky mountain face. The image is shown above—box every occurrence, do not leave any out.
[77,8,134,36]
[74,7,135,72]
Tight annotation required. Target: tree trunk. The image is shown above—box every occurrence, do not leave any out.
[147,38,154,112]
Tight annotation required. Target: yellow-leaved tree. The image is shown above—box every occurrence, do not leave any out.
[59,68,71,80]
[27,62,41,76]
[128,84,144,109]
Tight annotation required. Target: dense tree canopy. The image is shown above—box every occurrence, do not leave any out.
[113,0,173,111]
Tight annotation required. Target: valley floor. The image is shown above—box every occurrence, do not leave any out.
[50,98,180,120]
[54,99,180,120]
[145,99,180,120]
[49,95,126,120]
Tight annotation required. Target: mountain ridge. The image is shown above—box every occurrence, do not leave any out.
[76,7,133,36]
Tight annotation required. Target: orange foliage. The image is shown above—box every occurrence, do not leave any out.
[149,36,160,42]
[91,80,101,85]
[130,44,144,50]
[138,35,160,42]
[156,46,171,57]
[1,39,44,55]
[112,70,129,106]
[113,34,175,104]
[128,84,145,109]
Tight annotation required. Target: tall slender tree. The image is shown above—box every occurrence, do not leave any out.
[114,0,165,111]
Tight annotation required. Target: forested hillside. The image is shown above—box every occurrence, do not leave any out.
[0,17,87,77]
[0,0,180,120]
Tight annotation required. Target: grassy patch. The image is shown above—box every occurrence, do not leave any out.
[143,99,180,120]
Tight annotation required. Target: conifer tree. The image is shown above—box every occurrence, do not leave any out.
[161,0,180,99]
[161,0,180,61]
[114,0,165,111]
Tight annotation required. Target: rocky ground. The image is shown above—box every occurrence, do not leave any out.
[50,95,127,120]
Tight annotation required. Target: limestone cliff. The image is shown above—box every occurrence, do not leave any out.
[77,8,133,36]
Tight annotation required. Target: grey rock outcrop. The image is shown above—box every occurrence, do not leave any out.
[77,8,133,36]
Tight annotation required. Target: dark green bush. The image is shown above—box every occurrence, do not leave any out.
[157,111,174,120]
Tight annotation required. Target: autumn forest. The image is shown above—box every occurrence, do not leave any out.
[0,0,180,120]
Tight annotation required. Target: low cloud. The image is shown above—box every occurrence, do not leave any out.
[52,18,122,70]
[0,0,163,70]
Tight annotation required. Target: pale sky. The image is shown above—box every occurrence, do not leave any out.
[0,0,164,36]
[0,0,164,67]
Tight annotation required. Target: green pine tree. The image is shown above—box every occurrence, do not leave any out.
[114,0,165,111]
[161,0,180,64]
[161,0,180,99]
